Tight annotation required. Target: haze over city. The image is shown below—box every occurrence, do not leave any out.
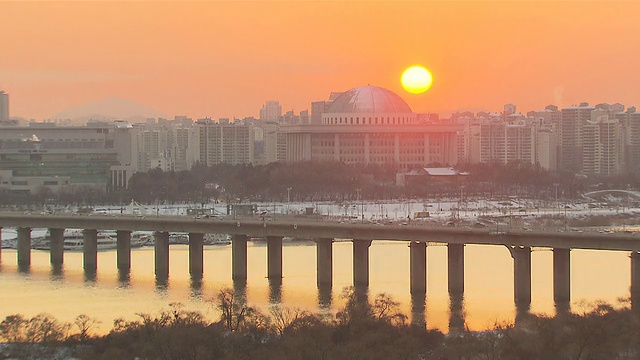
[2,1,640,121]
[4,1,640,358]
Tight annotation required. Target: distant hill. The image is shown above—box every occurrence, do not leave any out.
[49,98,166,124]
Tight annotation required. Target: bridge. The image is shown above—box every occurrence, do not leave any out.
[1,213,640,311]
[582,189,640,202]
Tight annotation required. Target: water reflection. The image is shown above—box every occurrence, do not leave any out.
[353,285,369,305]
[155,274,169,292]
[0,242,634,334]
[317,283,332,309]
[189,275,203,300]
[515,302,531,326]
[83,269,97,283]
[268,278,282,304]
[50,263,64,281]
[18,263,30,274]
[448,293,465,334]
[233,280,248,305]
[117,268,131,288]
[410,291,426,328]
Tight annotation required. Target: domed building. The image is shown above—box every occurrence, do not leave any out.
[322,86,416,125]
[283,85,461,168]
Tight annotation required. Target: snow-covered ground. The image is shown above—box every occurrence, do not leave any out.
[2,198,639,244]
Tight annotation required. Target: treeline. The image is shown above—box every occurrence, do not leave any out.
[1,288,639,359]
[6,161,640,207]
[122,161,612,203]
[125,161,583,204]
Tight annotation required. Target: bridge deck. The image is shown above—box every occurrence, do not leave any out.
[0,213,639,251]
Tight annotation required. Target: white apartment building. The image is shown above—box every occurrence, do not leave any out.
[132,123,172,172]
[197,122,255,165]
[615,107,640,174]
[458,115,557,171]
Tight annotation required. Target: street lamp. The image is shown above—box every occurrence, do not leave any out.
[564,203,568,231]
[287,187,292,214]
[460,185,465,219]
[356,188,363,223]
[553,183,559,213]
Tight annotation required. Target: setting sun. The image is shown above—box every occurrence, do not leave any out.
[401,65,433,94]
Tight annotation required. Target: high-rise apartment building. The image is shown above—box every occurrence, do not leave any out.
[132,122,172,172]
[259,101,282,121]
[616,107,640,174]
[557,103,626,176]
[172,126,196,171]
[0,91,9,123]
[197,121,255,165]
[560,103,595,172]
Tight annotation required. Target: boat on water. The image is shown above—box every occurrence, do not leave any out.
[61,231,117,251]
[204,233,231,245]
[33,230,151,251]
[166,233,231,245]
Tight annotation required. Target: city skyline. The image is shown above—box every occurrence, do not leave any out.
[2,1,640,120]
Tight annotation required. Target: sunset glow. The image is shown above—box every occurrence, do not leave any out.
[1,2,639,119]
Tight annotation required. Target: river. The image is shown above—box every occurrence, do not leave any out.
[0,238,632,334]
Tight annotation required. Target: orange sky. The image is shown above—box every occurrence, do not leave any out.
[1,1,640,120]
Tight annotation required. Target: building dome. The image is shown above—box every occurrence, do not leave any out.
[326,85,412,114]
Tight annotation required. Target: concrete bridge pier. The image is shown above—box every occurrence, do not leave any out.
[448,243,465,296]
[116,230,132,271]
[410,291,427,328]
[511,246,531,305]
[231,235,248,281]
[353,239,372,287]
[154,231,170,278]
[553,248,571,304]
[267,236,283,279]
[513,246,532,306]
[189,233,204,276]
[632,251,640,311]
[315,238,333,287]
[17,227,31,267]
[318,283,333,309]
[410,241,427,294]
[49,228,65,266]
[0,227,3,262]
[448,293,465,335]
[83,229,98,271]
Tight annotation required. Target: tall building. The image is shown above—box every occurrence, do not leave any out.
[616,107,640,174]
[172,125,196,171]
[197,121,255,165]
[283,85,458,168]
[0,91,8,123]
[457,112,557,171]
[535,127,557,172]
[560,103,595,172]
[0,122,134,194]
[259,101,282,122]
[132,122,172,172]
[254,124,287,165]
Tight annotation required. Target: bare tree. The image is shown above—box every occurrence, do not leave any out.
[73,314,101,342]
